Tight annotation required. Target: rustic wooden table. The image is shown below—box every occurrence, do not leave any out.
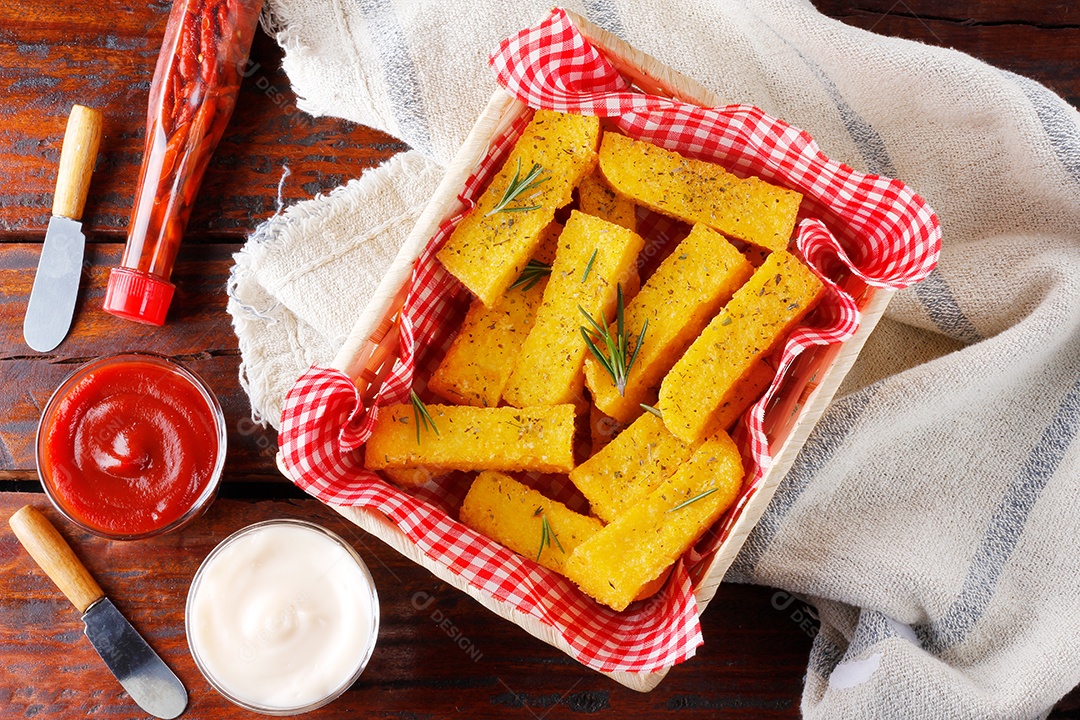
[1,2,1078,718]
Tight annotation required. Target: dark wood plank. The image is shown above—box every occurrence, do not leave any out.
[0,494,812,718]
[0,2,407,240]
[0,242,280,478]
[1,2,1078,718]
[811,1,1080,106]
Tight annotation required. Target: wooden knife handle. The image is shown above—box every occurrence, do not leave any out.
[51,104,103,221]
[9,505,105,614]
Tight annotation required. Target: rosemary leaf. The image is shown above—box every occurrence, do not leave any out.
[666,487,719,513]
[485,158,550,217]
[640,403,663,419]
[548,516,564,553]
[536,514,563,560]
[510,259,552,291]
[536,514,549,560]
[578,285,646,396]
[409,391,439,445]
[627,319,648,377]
[498,204,543,214]
[580,249,598,283]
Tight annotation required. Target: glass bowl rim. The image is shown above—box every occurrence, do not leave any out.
[184,518,381,715]
[34,351,227,541]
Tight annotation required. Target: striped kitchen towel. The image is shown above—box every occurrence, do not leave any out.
[229,0,1080,717]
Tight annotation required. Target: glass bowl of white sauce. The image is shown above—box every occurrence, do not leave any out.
[186,519,379,714]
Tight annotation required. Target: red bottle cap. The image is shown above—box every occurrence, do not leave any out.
[103,267,175,326]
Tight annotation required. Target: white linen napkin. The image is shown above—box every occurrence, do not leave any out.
[228,1,1080,716]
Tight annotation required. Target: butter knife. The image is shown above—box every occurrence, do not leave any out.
[9,506,188,719]
[23,105,103,352]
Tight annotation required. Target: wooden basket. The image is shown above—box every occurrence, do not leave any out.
[278,10,892,692]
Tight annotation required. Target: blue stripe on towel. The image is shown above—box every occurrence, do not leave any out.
[799,62,897,178]
[912,267,983,344]
[729,387,878,579]
[794,58,983,342]
[845,609,909,658]
[747,14,988,343]
[355,0,433,155]
[582,0,627,38]
[1003,71,1080,185]
[917,377,1080,654]
[747,12,897,177]
[809,629,847,678]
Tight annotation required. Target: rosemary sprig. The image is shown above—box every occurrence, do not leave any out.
[640,403,663,419]
[485,158,549,216]
[666,487,718,513]
[579,285,647,397]
[409,390,439,445]
[580,249,598,283]
[536,513,564,560]
[510,259,552,291]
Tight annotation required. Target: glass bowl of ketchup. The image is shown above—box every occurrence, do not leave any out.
[36,352,226,540]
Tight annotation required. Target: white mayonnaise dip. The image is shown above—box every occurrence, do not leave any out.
[186,520,378,713]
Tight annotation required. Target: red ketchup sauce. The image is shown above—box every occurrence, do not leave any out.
[37,355,224,538]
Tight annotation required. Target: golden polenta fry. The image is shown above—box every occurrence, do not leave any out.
[382,466,441,488]
[437,110,600,306]
[713,359,775,431]
[364,404,576,474]
[588,403,627,457]
[503,211,645,409]
[460,471,603,575]
[532,222,563,265]
[659,250,825,445]
[599,132,802,253]
[585,223,753,423]
[578,170,636,232]
[569,411,695,524]
[428,224,564,407]
[564,430,743,611]
[623,263,642,303]
[576,171,642,299]
[428,277,547,407]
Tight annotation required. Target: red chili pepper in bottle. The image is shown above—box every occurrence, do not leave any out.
[104,0,264,326]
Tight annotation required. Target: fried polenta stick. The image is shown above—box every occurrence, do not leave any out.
[599,132,802,253]
[428,279,547,407]
[658,250,825,445]
[578,170,636,232]
[584,223,753,423]
[428,223,563,408]
[713,359,775,431]
[576,173,641,299]
[588,403,626,456]
[364,404,576,474]
[460,471,603,575]
[569,412,695,524]
[503,211,645,409]
[382,467,441,488]
[564,430,744,611]
[531,221,563,265]
[437,111,600,306]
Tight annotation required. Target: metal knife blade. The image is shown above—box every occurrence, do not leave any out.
[8,506,188,719]
[83,598,188,720]
[23,216,85,352]
[23,104,102,352]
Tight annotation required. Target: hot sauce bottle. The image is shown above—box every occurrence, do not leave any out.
[104,0,264,325]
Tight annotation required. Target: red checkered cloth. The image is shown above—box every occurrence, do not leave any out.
[279,7,940,673]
